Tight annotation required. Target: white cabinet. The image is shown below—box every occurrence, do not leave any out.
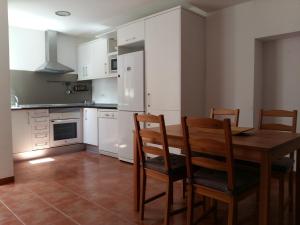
[78,38,108,80]
[11,110,32,154]
[83,108,98,146]
[9,27,78,72]
[30,110,50,150]
[117,20,144,46]
[9,27,45,71]
[12,109,50,154]
[98,110,118,156]
[145,7,205,117]
[145,10,181,112]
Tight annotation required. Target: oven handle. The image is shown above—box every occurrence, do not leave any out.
[50,119,80,123]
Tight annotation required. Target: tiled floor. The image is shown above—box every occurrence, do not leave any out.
[0,151,292,225]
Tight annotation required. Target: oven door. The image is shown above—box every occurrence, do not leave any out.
[50,119,82,147]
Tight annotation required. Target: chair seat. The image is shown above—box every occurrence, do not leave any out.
[192,167,259,195]
[272,157,294,173]
[236,157,294,174]
[145,154,186,180]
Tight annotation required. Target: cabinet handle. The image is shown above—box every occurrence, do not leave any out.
[27,112,30,125]
[147,93,151,108]
[85,66,88,77]
[84,110,87,120]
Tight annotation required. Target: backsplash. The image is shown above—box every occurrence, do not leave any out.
[11,70,92,104]
[92,78,118,104]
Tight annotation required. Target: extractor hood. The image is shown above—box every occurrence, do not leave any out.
[36,30,74,74]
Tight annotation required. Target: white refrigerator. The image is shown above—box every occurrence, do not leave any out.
[117,51,144,163]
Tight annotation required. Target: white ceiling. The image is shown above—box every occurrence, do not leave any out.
[190,0,251,12]
[7,0,251,38]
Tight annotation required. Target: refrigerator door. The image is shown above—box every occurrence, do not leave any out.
[118,110,143,163]
[118,51,144,112]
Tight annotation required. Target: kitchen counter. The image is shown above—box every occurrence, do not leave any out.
[11,103,118,110]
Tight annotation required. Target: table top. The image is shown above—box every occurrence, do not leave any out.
[148,125,300,152]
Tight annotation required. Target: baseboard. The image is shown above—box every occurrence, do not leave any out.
[86,144,99,153]
[0,176,14,185]
[99,150,118,158]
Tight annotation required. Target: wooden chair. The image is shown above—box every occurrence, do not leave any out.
[210,108,240,127]
[259,109,297,225]
[181,117,259,225]
[134,113,187,225]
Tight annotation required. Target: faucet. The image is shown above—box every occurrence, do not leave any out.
[12,95,19,107]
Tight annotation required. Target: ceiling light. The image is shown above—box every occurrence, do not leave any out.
[55,11,71,17]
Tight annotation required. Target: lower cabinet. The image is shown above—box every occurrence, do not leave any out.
[12,110,32,154]
[83,108,98,146]
[98,110,118,156]
[12,109,50,154]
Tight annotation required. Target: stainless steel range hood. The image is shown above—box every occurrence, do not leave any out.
[36,30,74,74]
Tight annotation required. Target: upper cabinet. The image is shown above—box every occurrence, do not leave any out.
[78,38,108,80]
[117,20,144,46]
[9,27,78,72]
[9,27,45,71]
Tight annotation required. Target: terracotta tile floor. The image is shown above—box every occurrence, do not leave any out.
[0,151,292,225]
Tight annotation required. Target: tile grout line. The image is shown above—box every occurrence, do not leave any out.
[52,181,137,225]
[29,192,82,225]
[0,198,26,225]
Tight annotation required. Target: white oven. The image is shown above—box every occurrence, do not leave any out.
[49,108,82,147]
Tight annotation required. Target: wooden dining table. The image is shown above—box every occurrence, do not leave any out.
[133,125,300,225]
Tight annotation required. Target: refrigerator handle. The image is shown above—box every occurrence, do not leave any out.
[147,93,151,108]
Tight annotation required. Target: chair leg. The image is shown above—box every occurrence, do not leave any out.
[213,199,218,224]
[170,181,173,205]
[278,177,284,225]
[139,170,146,220]
[186,184,194,225]
[228,199,237,225]
[289,171,294,213]
[182,178,186,199]
[164,179,172,225]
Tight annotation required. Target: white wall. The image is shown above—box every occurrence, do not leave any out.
[206,0,300,127]
[0,0,14,180]
[9,27,85,72]
[262,35,300,132]
[92,78,118,104]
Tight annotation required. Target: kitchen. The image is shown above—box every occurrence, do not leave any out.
[9,3,205,164]
[2,1,300,225]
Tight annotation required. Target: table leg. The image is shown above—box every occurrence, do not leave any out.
[295,150,300,225]
[133,132,140,212]
[259,154,271,225]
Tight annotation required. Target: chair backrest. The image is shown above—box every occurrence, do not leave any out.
[259,109,297,133]
[134,113,171,172]
[181,117,235,191]
[210,108,240,127]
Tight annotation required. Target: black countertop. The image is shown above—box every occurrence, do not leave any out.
[11,103,118,110]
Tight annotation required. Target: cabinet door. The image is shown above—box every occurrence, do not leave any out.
[83,108,98,146]
[117,20,144,46]
[77,43,91,80]
[90,38,108,79]
[145,9,181,112]
[11,110,32,153]
[98,117,118,154]
[145,110,180,128]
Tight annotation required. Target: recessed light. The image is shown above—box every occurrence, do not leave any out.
[55,11,71,17]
